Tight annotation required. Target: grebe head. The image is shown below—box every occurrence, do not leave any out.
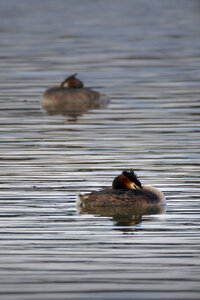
[112,169,142,190]
[60,73,84,88]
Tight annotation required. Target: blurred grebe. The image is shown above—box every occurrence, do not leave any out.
[41,73,109,115]
[78,169,166,209]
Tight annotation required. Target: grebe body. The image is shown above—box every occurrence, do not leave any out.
[78,169,166,209]
[41,74,109,115]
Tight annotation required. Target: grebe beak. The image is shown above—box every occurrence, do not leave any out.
[130,183,142,190]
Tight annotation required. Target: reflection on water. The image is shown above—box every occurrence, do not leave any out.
[0,0,200,299]
[41,92,110,119]
[79,204,166,232]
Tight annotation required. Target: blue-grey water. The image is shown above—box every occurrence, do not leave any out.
[0,0,200,299]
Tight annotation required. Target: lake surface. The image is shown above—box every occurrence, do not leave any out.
[0,0,200,299]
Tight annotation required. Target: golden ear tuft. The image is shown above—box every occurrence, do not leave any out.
[60,73,84,88]
[123,169,142,189]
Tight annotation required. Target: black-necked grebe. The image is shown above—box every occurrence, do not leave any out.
[41,74,109,115]
[78,169,166,209]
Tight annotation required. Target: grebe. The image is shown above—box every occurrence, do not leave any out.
[78,169,166,209]
[41,73,109,116]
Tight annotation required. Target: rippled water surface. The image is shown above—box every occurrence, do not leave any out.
[0,0,200,299]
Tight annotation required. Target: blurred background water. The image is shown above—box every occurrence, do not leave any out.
[0,0,200,299]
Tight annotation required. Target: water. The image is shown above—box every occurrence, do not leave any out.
[0,0,200,299]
